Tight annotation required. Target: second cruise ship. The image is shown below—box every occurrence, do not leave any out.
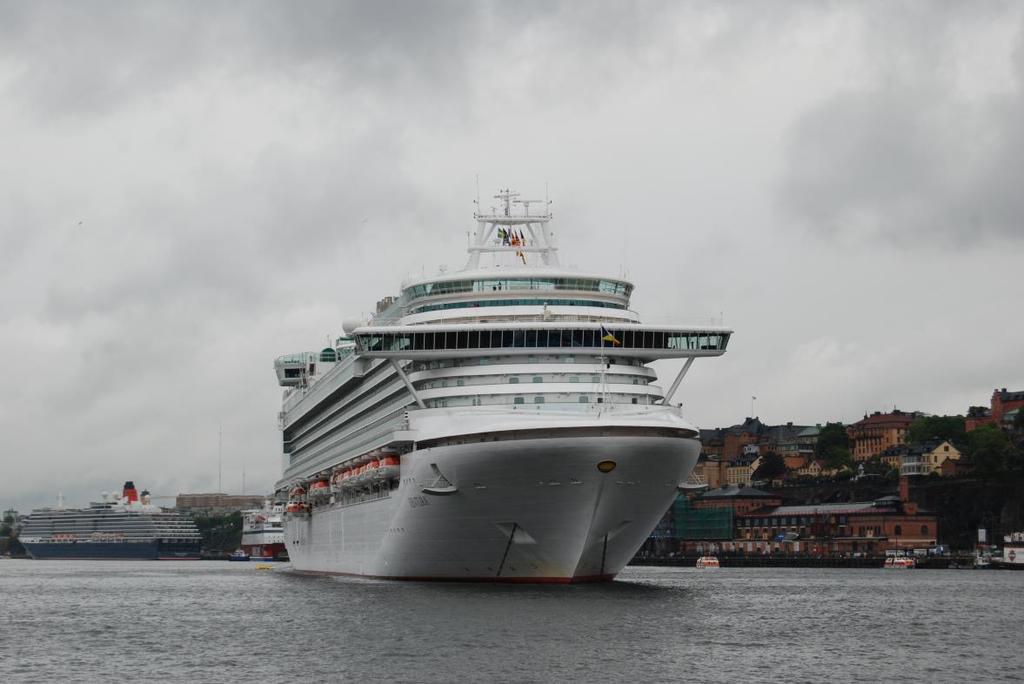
[274,189,731,581]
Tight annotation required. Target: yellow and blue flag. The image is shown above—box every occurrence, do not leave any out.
[600,325,621,346]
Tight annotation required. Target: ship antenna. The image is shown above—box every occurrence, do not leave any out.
[218,423,223,494]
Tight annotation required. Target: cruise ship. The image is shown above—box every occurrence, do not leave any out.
[20,482,202,560]
[274,189,731,581]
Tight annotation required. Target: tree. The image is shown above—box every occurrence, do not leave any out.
[966,425,1017,475]
[908,415,967,448]
[816,422,852,470]
[753,451,786,480]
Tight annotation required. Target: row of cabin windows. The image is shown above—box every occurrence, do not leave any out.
[425,394,651,408]
[403,277,632,299]
[419,374,645,389]
[359,329,729,353]
[408,298,628,315]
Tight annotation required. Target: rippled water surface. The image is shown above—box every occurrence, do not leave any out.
[1,560,1022,682]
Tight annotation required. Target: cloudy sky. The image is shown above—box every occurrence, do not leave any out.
[2,1,1022,510]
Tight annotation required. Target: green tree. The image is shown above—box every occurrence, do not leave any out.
[908,415,967,447]
[966,425,1016,475]
[753,451,786,480]
[815,422,852,469]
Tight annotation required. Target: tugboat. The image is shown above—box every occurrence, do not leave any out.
[228,549,250,562]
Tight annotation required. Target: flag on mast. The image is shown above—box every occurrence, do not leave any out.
[600,325,621,346]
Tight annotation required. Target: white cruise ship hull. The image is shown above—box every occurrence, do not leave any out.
[285,434,698,581]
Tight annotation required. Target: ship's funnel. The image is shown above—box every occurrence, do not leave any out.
[123,481,139,503]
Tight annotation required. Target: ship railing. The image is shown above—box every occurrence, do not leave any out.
[367,312,646,327]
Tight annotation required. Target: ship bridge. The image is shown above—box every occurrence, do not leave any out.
[350,322,730,360]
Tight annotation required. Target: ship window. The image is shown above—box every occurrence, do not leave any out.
[532,376,543,383]
[921,525,928,535]
[894,525,902,535]
[592,375,600,383]
[570,376,579,383]
[457,379,465,387]
[579,395,589,403]
[631,398,638,404]
[534,396,545,404]
[508,377,519,384]
[513,397,524,405]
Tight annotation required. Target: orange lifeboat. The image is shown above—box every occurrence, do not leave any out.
[378,454,400,479]
[285,502,306,514]
[339,468,354,489]
[289,485,306,500]
[309,479,330,497]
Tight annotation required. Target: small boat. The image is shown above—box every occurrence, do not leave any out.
[884,555,916,569]
[695,556,720,569]
[228,549,250,562]
[255,563,274,570]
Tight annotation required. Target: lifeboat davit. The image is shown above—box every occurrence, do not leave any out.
[377,454,400,479]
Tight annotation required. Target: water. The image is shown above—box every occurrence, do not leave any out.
[1,561,1021,682]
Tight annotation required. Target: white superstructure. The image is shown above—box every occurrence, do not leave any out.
[240,502,287,560]
[274,189,732,582]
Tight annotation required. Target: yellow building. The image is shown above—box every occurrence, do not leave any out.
[922,440,961,475]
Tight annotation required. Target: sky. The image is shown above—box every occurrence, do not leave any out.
[2,1,1022,511]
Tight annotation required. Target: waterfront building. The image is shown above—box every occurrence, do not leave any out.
[175,493,267,514]
[847,409,921,461]
[692,484,781,515]
[734,497,938,554]
[667,485,781,553]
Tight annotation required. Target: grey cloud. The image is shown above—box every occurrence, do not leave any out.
[778,10,1024,245]
[0,0,478,118]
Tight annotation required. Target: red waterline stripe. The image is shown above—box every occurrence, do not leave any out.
[288,569,616,584]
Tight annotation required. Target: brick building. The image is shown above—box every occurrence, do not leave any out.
[733,496,938,554]
[847,409,921,461]
[966,388,1024,431]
